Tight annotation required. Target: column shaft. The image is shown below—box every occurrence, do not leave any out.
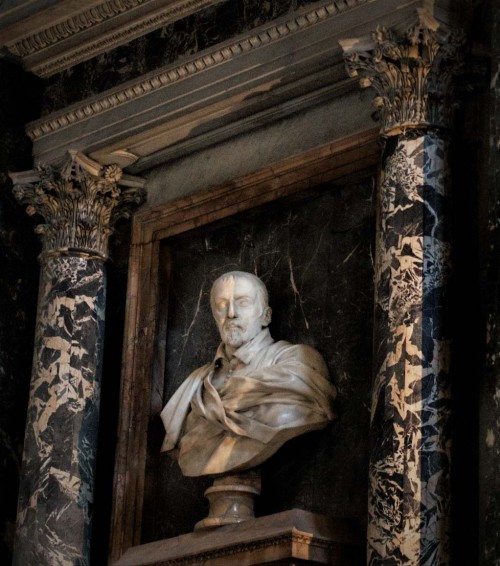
[341,11,461,562]
[13,254,106,565]
[369,132,452,564]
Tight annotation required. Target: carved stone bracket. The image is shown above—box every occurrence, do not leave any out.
[340,8,464,135]
[10,151,146,258]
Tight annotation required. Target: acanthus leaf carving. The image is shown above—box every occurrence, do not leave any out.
[11,152,146,259]
[341,9,464,135]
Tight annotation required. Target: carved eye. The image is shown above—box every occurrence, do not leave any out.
[238,298,251,307]
[216,300,227,310]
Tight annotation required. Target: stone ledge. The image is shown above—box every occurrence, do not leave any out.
[113,509,363,566]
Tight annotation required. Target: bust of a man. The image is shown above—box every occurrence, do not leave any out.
[160,271,336,477]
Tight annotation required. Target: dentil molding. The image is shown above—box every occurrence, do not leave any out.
[26,0,368,143]
[25,0,449,172]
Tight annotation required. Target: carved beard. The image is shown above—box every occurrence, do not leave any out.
[222,325,244,348]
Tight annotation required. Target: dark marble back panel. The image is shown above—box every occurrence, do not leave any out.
[141,174,375,543]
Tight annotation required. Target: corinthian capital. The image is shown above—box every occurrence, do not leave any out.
[10,151,146,258]
[340,8,463,136]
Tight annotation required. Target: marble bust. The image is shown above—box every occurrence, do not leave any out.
[160,271,336,477]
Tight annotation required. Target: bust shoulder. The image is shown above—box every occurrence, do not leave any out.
[272,341,329,376]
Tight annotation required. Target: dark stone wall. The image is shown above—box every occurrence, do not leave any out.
[42,0,320,115]
[141,174,375,543]
[446,5,490,565]
[0,61,41,565]
[480,0,500,563]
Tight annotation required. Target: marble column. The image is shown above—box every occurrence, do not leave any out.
[9,152,145,566]
[341,10,462,566]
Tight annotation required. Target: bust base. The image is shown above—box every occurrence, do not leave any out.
[194,470,261,531]
[114,509,363,565]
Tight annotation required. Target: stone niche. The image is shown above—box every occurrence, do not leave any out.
[110,132,378,564]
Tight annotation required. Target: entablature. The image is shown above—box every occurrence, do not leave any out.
[19,0,455,174]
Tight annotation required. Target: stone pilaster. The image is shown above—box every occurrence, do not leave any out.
[10,152,145,566]
[341,8,462,566]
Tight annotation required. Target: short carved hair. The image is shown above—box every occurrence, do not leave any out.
[210,271,269,314]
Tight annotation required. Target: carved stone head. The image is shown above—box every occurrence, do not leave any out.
[210,271,272,349]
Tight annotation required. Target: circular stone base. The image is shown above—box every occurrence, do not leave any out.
[194,471,261,531]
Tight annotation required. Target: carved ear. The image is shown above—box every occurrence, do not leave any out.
[262,307,272,327]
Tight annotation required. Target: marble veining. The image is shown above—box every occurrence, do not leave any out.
[13,255,106,566]
[10,150,143,565]
[369,132,452,565]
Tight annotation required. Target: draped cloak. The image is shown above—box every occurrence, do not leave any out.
[160,328,336,477]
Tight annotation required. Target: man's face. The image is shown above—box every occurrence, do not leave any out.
[211,275,267,349]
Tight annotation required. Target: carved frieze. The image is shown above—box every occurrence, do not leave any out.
[341,8,463,135]
[10,151,145,258]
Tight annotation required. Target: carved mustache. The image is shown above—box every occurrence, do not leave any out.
[223,321,243,330]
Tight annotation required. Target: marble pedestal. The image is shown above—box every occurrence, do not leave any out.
[195,471,261,531]
[114,509,363,566]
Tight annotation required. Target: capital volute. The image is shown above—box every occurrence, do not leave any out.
[340,8,464,136]
[10,151,146,259]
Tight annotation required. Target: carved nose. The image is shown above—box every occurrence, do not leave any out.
[227,301,235,318]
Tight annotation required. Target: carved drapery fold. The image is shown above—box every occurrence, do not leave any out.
[341,9,463,135]
[11,150,145,258]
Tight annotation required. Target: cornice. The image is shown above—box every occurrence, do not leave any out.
[156,532,336,565]
[26,0,368,142]
[7,1,153,58]
[25,0,448,171]
[0,0,222,78]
